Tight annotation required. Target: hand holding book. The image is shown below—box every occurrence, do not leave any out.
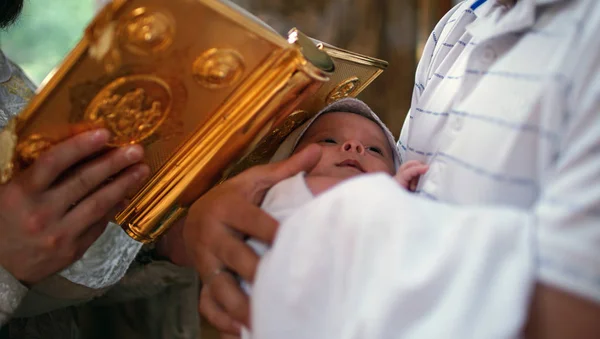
[0,0,387,244]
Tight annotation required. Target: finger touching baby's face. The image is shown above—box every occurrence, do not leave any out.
[294,112,395,179]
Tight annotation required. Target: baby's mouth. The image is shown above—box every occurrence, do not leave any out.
[336,159,365,173]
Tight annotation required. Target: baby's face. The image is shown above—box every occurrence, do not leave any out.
[294,112,395,180]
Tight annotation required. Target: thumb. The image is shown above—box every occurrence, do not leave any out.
[246,144,322,203]
[268,144,322,181]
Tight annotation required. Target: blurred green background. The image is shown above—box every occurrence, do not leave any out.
[0,0,95,85]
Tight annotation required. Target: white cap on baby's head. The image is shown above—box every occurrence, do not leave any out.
[270,97,401,170]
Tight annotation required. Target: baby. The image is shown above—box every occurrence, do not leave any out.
[240,98,427,295]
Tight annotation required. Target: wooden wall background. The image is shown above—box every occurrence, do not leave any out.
[230,0,453,137]
[233,0,418,137]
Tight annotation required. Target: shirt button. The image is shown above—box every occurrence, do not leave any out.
[481,45,497,63]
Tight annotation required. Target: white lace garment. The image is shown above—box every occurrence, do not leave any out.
[59,222,142,289]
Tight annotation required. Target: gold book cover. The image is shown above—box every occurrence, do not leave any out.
[0,0,388,243]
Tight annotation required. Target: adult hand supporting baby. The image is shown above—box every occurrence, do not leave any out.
[183,144,322,335]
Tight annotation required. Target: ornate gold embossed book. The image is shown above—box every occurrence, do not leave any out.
[0,0,387,243]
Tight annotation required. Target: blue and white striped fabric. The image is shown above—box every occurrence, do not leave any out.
[400,0,600,304]
[250,1,600,338]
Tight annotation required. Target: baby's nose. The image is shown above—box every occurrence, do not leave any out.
[342,140,365,154]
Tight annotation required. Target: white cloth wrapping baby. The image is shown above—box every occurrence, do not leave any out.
[241,172,314,339]
[242,172,314,294]
[248,173,535,339]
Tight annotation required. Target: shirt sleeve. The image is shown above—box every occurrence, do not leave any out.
[535,21,600,303]
[0,266,28,325]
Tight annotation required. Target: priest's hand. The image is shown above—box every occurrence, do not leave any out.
[0,129,149,285]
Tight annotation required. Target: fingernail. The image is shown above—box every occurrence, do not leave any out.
[92,129,110,143]
[125,145,143,162]
[132,165,150,181]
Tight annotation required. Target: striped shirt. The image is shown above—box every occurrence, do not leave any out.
[400,0,600,303]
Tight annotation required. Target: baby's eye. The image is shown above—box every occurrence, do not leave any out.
[320,138,337,144]
[367,146,383,155]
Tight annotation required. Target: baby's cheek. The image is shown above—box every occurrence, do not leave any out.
[306,160,330,177]
[368,158,395,175]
